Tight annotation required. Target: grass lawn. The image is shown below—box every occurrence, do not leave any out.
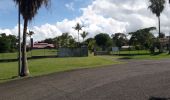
[120,53,170,60]
[0,55,121,83]
[0,49,57,60]
[112,50,150,55]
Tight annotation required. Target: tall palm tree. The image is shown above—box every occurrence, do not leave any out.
[13,0,51,77]
[148,0,165,53]
[73,23,83,43]
[81,31,89,42]
[27,31,34,49]
[148,0,165,37]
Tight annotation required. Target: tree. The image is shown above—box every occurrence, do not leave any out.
[148,0,165,38]
[85,38,96,53]
[27,31,34,49]
[81,31,89,42]
[129,27,156,50]
[95,33,112,51]
[73,22,83,43]
[13,0,51,76]
[112,33,128,49]
[0,33,17,53]
[148,0,165,53]
[0,34,11,53]
[57,33,76,48]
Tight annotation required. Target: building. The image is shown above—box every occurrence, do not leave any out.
[32,42,55,49]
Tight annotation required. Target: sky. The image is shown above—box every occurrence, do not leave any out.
[0,0,170,41]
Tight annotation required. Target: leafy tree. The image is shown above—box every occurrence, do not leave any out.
[57,33,76,48]
[95,33,112,51]
[13,0,51,76]
[8,34,18,52]
[85,38,96,53]
[0,34,11,53]
[129,27,156,50]
[73,22,83,43]
[0,33,17,53]
[81,31,89,42]
[112,33,128,49]
[159,32,165,38]
[43,38,55,44]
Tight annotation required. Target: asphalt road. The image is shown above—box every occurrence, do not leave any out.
[1,59,170,100]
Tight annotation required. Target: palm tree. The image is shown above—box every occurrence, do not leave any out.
[148,0,165,38]
[27,31,34,49]
[148,0,165,53]
[13,0,51,77]
[73,23,83,43]
[81,31,89,42]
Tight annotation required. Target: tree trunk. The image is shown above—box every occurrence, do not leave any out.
[20,19,29,77]
[158,16,160,38]
[158,16,163,53]
[78,30,79,43]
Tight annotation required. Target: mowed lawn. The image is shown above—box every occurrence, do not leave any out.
[0,49,57,60]
[0,56,120,83]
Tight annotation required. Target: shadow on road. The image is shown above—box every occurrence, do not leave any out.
[149,97,170,100]
[0,76,18,81]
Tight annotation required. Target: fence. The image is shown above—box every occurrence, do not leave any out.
[58,47,88,57]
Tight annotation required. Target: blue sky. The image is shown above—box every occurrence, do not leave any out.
[0,0,92,28]
[0,0,170,41]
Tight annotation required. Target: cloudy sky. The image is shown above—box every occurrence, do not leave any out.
[0,0,170,41]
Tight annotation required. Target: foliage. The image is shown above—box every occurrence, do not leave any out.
[95,33,112,51]
[112,33,128,48]
[85,38,96,53]
[73,22,83,43]
[0,33,17,53]
[13,0,51,76]
[81,31,89,42]
[43,38,55,44]
[148,0,165,37]
[129,27,156,49]
[148,0,165,17]
[57,33,76,48]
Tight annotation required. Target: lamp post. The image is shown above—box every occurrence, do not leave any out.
[18,0,21,76]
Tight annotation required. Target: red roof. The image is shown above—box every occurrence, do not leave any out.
[33,42,55,49]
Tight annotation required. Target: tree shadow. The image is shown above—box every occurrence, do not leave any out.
[149,97,170,100]
[0,76,18,81]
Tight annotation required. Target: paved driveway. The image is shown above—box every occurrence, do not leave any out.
[1,59,170,100]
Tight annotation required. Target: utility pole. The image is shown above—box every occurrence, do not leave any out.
[18,0,21,76]
[169,32,170,54]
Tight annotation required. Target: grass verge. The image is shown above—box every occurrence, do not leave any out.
[0,56,121,83]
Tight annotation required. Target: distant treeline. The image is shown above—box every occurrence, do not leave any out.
[0,33,18,53]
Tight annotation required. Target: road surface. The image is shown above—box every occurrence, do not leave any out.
[1,59,170,100]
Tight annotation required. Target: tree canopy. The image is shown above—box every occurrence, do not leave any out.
[0,33,17,53]
[112,33,128,48]
[129,27,156,49]
[95,33,112,51]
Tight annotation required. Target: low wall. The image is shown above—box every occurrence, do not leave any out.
[94,51,110,56]
[58,47,88,57]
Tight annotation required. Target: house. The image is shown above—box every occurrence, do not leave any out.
[32,42,55,49]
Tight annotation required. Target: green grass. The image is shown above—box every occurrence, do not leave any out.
[112,50,170,60]
[112,50,150,55]
[0,49,57,60]
[121,53,170,60]
[0,56,121,83]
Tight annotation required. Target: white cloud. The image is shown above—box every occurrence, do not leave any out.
[65,2,75,11]
[1,0,170,41]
